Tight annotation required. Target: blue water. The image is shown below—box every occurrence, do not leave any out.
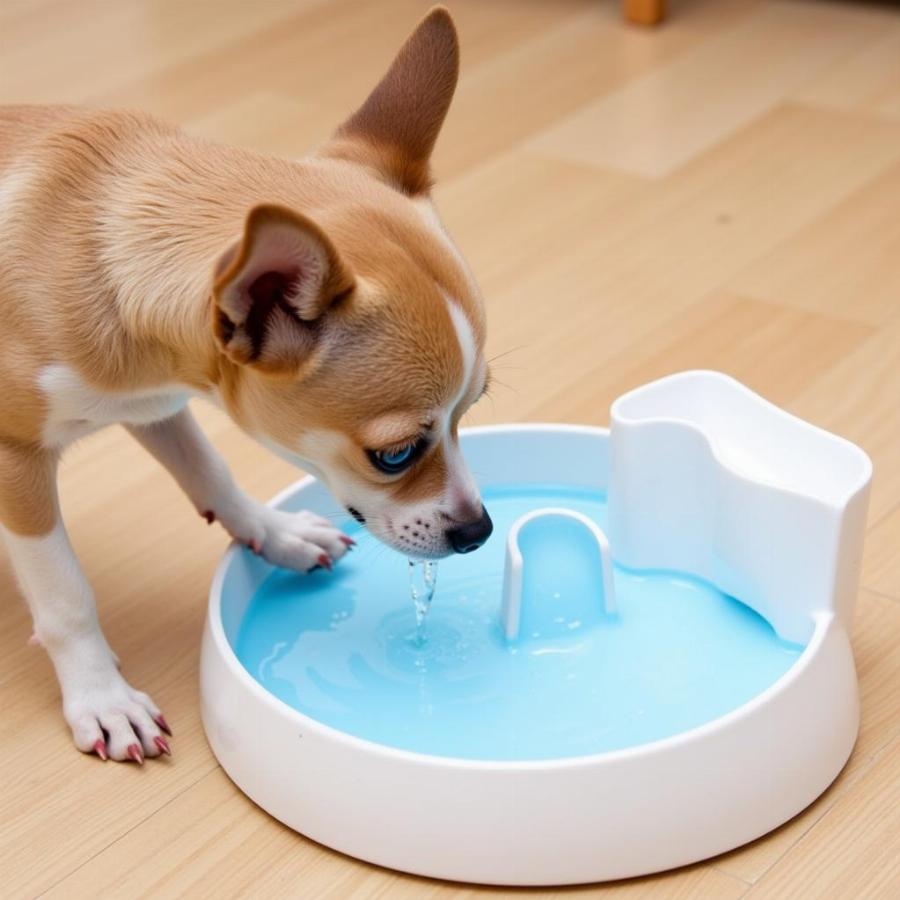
[235,484,804,761]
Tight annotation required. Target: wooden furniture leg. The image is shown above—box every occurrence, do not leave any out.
[624,0,666,26]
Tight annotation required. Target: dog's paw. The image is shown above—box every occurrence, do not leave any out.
[235,507,354,572]
[63,665,171,763]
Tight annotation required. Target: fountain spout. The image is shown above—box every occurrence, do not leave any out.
[501,508,617,642]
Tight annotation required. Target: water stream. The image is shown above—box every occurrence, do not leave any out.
[408,559,438,645]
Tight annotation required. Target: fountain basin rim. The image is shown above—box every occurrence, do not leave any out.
[207,422,824,770]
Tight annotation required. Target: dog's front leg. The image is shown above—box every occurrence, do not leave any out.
[0,442,170,762]
[128,408,352,572]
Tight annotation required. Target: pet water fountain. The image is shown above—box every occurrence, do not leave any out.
[200,371,872,885]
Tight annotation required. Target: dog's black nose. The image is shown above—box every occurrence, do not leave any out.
[447,507,493,554]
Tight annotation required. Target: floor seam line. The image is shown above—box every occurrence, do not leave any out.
[34,761,221,898]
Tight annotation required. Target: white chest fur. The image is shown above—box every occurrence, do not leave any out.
[39,365,191,447]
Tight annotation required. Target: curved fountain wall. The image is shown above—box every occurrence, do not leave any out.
[608,371,872,644]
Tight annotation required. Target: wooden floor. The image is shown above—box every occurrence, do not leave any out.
[2,0,900,896]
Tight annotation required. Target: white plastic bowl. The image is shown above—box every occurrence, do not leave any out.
[202,375,870,885]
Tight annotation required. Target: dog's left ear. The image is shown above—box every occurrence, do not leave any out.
[325,6,459,195]
[212,204,354,372]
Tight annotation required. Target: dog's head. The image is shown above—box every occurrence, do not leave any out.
[210,8,492,559]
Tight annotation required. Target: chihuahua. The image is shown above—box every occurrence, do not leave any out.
[0,7,492,764]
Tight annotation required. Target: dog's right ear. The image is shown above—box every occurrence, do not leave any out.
[212,204,354,373]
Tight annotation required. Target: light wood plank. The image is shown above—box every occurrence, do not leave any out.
[728,159,900,326]
[529,2,893,176]
[786,316,900,522]
[747,735,900,898]
[791,25,900,119]
[186,93,321,158]
[0,0,321,106]
[863,504,900,599]
[40,763,750,899]
[438,0,761,179]
[524,293,873,425]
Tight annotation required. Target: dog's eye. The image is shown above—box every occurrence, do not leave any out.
[367,439,425,474]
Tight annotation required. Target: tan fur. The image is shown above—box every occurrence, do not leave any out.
[0,7,486,537]
[0,442,58,535]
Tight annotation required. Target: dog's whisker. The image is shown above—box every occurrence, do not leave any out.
[487,345,525,365]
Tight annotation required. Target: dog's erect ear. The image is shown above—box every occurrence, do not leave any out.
[326,6,459,195]
[212,204,354,372]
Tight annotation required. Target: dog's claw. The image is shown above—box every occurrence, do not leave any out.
[154,714,172,736]
[202,510,215,525]
[127,743,144,765]
[93,739,108,761]
[339,535,356,548]
[154,736,172,756]
[317,553,332,571]
[249,539,263,556]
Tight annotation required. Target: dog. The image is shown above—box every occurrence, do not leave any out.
[0,7,492,764]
